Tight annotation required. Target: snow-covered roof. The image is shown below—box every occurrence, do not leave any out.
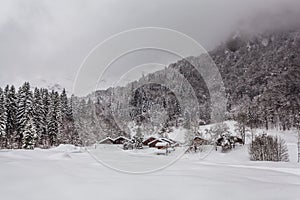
[114,136,131,141]
[98,137,114,143]
[142,136,158,143]
[155,142,169,147]
[161,138,176,144]
[148,138,163,145]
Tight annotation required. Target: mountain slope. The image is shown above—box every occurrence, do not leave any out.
[74,29,300,140]
[212,30,300,130]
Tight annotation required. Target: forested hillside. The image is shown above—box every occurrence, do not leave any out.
[74,29,300,142]
[213,30,300,130]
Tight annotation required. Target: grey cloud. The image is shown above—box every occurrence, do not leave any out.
[0,0,300,94]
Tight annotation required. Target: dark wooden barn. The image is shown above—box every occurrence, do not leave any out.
[148,138,164,148]
[113,136,131,144]
[142,136,157,146]
[99,137,114,144]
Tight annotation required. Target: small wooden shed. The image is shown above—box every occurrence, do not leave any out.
[155,142,170,149]
[113,136,131,144]
[98,137,114,144]
[155,142,170,155]
[142,136,157,146]
[148,138,164,148]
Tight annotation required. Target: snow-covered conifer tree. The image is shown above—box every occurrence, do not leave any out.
[22,118,37,149]
[33,88,43,143]
[5,85,17,148]
[40,88,50,147]
[69,95,81,145]
[53,91,63,143]
[0,89,7,148]
[60,89,68,120]
[59,89,72,143]
[47,91,59,146]
[16,82,34,148]
[133,125,143,149]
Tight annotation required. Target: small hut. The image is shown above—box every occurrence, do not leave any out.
[98,137,114,144]
[148,138,164,148]
[142,136,157,146]
[113,136,131,144]
[155,142,170,155]
[155,142,170,149]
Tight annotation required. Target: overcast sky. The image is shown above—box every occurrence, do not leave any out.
[1,0,300,95]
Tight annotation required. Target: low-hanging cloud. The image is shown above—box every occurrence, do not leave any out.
[0,0,300,94]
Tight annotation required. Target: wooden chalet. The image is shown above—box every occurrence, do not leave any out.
[142,136,157,146]
[113,136,131,144]
[98,137,114,144]
[155,142,170,155]
[148,138,164,148]
[155,142,170,149]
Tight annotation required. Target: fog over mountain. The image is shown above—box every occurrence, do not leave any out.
[1,0,300,94]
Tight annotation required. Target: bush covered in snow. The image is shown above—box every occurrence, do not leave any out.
[249,135,289,162]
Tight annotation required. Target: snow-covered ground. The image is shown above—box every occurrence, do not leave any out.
[1,141,300,200]
[87,144,188,173]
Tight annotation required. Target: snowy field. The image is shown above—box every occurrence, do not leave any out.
[1,143,300,200]
[87,144,188,173]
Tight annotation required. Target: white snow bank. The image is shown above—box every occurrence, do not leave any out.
[1,144,300,200]
[50,144,83,153]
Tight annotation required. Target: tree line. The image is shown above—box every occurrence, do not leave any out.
[213,30,300,131]
[0,82,80,149]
